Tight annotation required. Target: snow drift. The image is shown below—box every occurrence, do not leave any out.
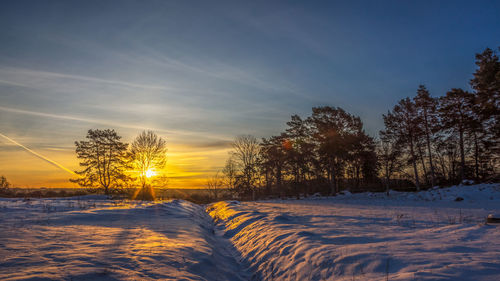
[208,184,500,280]
[0,197,250,281]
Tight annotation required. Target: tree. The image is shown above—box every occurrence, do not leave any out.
[206,171,224,201]
[0,175,10,189]
[284,115,316,196]
[378,131,403,194]
[470,47,500,132]
[383,98,422,190]
[129,131,167,200]
[439,89,475,182]
[222,157,238,193]
[71,129,129,195]
[260,135,287,196]
[231,135,260,199]
[470,47,500,176]
[308,106,365,194]
[414,85,439,187]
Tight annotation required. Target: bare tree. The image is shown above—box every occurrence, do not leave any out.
[129,131,167,200]
[71,129,129,195]
[206,171,224,201]
[222,157,238,192]
[231,135,260,199]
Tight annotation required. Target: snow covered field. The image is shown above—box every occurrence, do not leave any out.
[0,196,250,281]
[1,184,500,281]
[208,183,500,280]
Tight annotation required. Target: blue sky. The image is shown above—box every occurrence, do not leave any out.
[0,0,499,187]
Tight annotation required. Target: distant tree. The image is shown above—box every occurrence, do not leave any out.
[260,135,287,196]
[231,135,260,199]
[383,98,422,190]
[349,127,378,190]
[129,131,167,200]
[414,85,439,187]
[129,131,167,187]
[308,106,364,194]
[71,129,129,195]
[0,175,10,189]
[439,89,475,182]
[378,131,403,194]
[284,115,316,196]
[222,157,238,192]
[206,171,224,201]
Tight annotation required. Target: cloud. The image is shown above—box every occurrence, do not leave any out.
[0,132,76,175]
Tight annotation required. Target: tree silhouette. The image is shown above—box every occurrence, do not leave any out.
[71,129,129,195]
[0,175,10,189]
[230,135,260,199]
[383,98,421,190]
[222,157,238,193]
[439,89,475,182]
[129,131,167,200]
[414,85,439,187]
[378,131,403,194]
[206,171,224,201]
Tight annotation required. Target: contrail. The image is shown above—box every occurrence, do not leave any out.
[0,132,77,175]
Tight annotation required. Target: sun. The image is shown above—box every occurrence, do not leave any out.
[145,169,157,178]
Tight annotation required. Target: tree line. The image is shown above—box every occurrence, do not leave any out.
[3,47,497,201]
[214,47,499,200]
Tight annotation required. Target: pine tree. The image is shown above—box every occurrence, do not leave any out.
[414,85,439,187]
[470,47,500,176]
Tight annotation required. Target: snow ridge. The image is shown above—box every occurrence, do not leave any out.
[208,184,500,280]
[0,198,250,281]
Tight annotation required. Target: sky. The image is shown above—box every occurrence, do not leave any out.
[0,0,499,188]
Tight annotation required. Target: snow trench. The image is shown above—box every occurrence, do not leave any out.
[207,184,500,281]
[2,183,500,281]
[0,197,253,281]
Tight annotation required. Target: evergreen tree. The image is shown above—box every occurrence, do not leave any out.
[470,47,500,176]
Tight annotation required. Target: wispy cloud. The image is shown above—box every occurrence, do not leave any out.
[0,105,235,150]
[0,132,76,175]
[0,66,178,92]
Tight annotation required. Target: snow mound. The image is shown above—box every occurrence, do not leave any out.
[208,183,500,280]
[0,198,249,281]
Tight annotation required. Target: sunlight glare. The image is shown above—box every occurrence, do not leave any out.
[145,169,156,178]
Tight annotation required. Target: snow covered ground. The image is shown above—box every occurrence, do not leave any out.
[1,184,499,281]
[0,196,250,281]
[208,183,500,280]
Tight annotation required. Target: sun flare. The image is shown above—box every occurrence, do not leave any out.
[145,169,156,178]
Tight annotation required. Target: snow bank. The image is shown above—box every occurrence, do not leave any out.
[0,198,249,281]
[208,184,500,280]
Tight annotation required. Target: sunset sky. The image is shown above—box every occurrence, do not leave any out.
[1,0,499,188]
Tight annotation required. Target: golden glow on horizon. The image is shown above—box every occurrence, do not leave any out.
[0,140,231,189]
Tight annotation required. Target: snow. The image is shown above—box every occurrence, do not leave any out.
[208,183,500,280]
[1,184,500,280]
[0,197,250,281]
